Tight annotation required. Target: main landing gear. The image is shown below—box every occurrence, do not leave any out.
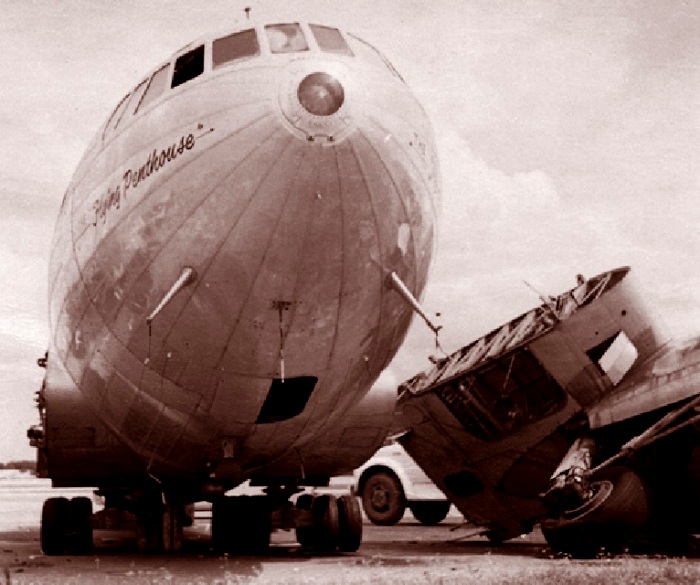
[40,490,191,556]
[293,493,362,553]
[41,496,94,555]
[210,492,363,555]
[40,489,364,556]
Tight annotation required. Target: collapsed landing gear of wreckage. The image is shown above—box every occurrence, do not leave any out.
[210,492,362,555]
[541,466,649,559]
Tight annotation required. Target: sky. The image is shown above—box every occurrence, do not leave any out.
[0,0,699,461]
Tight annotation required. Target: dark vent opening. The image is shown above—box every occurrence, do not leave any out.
[256,376,318,424]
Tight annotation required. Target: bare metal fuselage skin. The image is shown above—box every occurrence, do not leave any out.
[41,22,439,489]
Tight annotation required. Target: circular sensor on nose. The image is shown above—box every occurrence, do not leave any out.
[297,72,345,116]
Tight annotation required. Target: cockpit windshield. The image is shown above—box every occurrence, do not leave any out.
[309,24,353,55]
[213,29,260,68]
[136,64,169,113]
[265,23,309,53]
[103,22,361,142]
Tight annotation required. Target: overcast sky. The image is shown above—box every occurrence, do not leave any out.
[1,0,698,461]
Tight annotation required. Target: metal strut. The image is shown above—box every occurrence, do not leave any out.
[388,271,442,336]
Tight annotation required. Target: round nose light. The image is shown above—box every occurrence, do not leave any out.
[297,72,344,116]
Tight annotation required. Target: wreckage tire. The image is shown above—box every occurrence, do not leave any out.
[541,467,649,558]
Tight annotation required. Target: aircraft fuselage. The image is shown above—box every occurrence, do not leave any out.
[39,21,439,489]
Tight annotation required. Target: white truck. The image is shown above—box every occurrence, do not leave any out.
[353,442,451,525]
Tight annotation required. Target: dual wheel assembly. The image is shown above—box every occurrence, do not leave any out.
[210,493,363,554]
[295,493,363,552]
[41,496,93,555]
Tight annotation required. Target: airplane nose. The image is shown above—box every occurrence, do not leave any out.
[297,72,344,116]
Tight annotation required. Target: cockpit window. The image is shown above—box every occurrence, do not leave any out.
[309,24,353,55]
[265,23,308,53]
[125,79,148,118]
[136,64,170,113]
[213,29,260,68]
[172,45,205,88]
[103,93,130,138]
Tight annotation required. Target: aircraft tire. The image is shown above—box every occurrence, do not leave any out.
[136,507,164,554]
[67,496,93,555]
[361,470,406,526]
[161,502,184,554]
[295,494,316,547]
[41,497,70,555]
[212,496,271,554]
[337,494,362,552]
[211,497,234,553]
[311,494,340,551]
[541,466,649,558]
[239,496,272,554]
[409,501,451,525]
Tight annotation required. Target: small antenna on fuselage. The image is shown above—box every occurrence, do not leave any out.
[244,6,251,20]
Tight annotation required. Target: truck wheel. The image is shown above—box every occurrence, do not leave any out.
[409,501,451,525]
[361,470,406,526]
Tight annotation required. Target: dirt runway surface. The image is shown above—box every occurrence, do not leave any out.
[0,517,548,584]
[3,477,700,584]
[4,519,700,585]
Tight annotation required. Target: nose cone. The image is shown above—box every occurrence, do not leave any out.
[297,72,345,116]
